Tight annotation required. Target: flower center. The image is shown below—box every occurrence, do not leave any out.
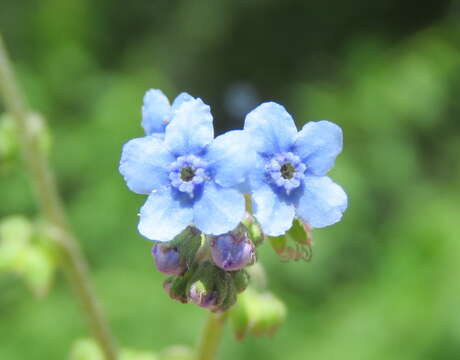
[169,155,208,197]
[266,152,306,194]
[280,162,295,179]
[180,166,196,182]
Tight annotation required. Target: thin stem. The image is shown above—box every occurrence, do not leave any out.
[0,34,118,360]
[196,312,228,360]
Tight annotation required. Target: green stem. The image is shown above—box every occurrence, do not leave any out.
[196,312,228,360]
[0,34,118,360]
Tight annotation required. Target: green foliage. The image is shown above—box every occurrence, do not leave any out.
[0,216,57,297]
[1,1,460,360]
[70,339,158,360]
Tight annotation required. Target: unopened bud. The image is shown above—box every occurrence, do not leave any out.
[210,230,255,271]
[249,292,287,336]
[152,243,186,275]
[189,280,218,309]
[242,214,264,246]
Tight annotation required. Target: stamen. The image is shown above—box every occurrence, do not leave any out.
[280,162,295,179]
[266,152,305,194]
[180,166,195,182]
[169,155,208,196]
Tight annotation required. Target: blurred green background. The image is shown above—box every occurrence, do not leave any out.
[1,0,460,359]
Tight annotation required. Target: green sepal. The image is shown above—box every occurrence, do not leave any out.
[213,268,230,308]
[232,269,250,293]
[170,264,197,303]
[267,235,287,255]
[268,219,313,262]
[288,218,312,246]
[169,227,202,268]
[216,274,237,313]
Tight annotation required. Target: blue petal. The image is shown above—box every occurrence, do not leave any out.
[296,176,347,228]
[138,188,194,241]
[164,98,214,156]
[244,102,297,156]
[171,92,195,112]
[193,182,245,235]
[252,184,296,236]
[294,121,343,176]
[245,153,269,192]
[119,136,174,194]
[204,130,255,188]
[141,89,171,135]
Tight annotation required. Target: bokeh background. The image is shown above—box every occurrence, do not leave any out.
[1,0,460,359]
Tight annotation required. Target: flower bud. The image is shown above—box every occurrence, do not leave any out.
[229,295,250,340]
[210,230,255,271]
[152,243,186,275]
[189,280,218,309]
[248,292,286,336]
[242,214,264,246]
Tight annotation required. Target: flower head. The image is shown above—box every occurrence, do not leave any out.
[141,89,194,137]
[210,230,255,271]
[151,243,185,275]
[243,102,348,236]
[120,98,253,241]
[188,281,219,309]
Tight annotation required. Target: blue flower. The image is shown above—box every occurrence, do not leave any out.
[120,98,253,241]
[243,102,348,236]
[141,89,194,137]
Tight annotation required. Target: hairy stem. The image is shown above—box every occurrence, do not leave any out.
[0,34,118,360]
[196,312,228,360]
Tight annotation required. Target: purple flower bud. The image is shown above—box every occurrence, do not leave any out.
[152,243,186,275]
[210,231,255,271]
[189,281,218,309]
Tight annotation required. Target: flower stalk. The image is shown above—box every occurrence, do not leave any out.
[0,34,118,360]
[196,312,228,360]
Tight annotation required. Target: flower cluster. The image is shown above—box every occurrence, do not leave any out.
[119,89,347,312]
